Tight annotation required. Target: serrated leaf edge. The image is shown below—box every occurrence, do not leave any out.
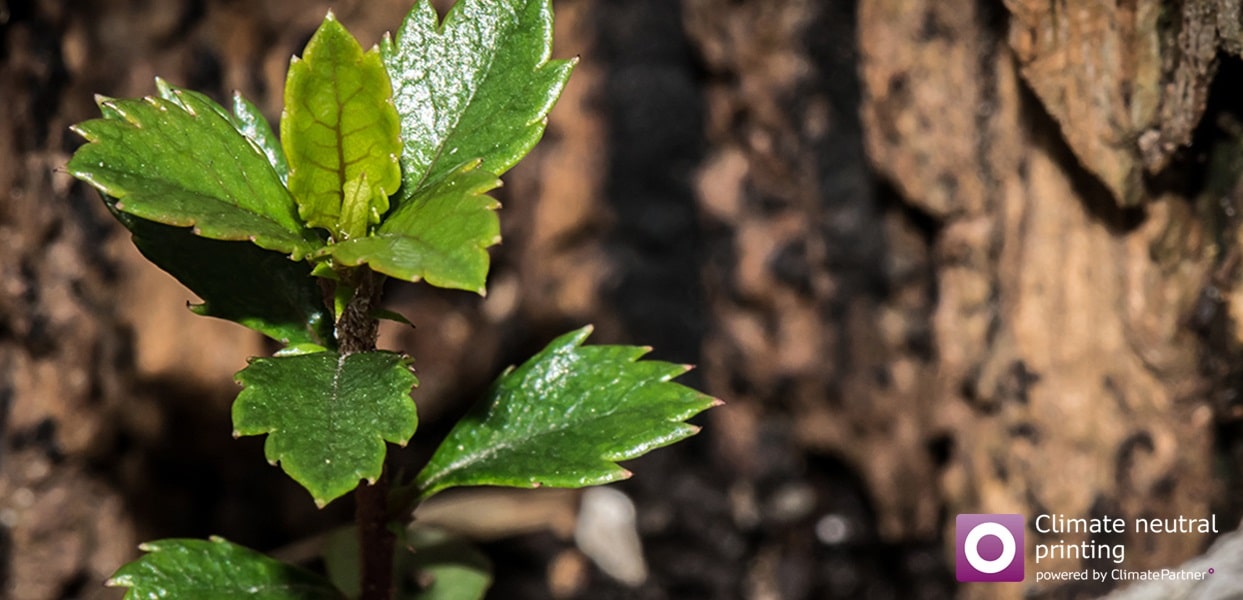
[107,536,345,598]
[381,0,575,197]
[320,160,502,294]
[69,83,319,259]
[413,325,717,500]
[232,352,419,508]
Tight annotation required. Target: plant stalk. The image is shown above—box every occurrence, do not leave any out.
[336,267,382,355]
[336,268,394,600]
[356,472,394,600]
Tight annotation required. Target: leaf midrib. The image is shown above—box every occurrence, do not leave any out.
[400,0,521,195]
[418,360,650,492]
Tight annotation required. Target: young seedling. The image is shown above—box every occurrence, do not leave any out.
[66,1,718,598]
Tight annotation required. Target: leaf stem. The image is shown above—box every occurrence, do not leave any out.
[335,267,394,600]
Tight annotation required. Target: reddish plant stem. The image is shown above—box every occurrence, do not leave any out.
[356,472,394,600]
[336,268,394,600]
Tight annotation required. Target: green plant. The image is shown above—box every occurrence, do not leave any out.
[66,1,718,598]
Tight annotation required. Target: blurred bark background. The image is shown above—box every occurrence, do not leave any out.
[5,0,1243,598]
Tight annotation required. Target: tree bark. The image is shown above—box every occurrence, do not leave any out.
[685,0,1243,597]
[7,0,1243,598]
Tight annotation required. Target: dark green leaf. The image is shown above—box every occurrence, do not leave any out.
[282,12,402,241]
[117,211,332,347]
[324,162,500,293]
[68,80,319,258]
[234,351,418,507]
[373,308,416,328]
[231,91,290,183]
[411,326,719,501]
[109,537,344,600]
[381,0,575,199]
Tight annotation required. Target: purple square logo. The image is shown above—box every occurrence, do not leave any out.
[956,514,1025,582]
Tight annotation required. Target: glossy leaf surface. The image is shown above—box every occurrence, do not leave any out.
[68,80,318,258]
[412,326,718,500]
[84,86,331,346]
[109,537,343,600]
[233,351,418,507]
[381,0,574,199]
[282,12,402,241]
[324,162,500,293]
[230,91,290,183]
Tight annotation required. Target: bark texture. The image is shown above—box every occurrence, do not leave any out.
[5,0,1243,599]
[855,1,1242,597]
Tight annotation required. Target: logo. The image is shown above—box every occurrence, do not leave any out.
[956,514,1025,582]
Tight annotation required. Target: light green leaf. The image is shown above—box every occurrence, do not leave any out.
[282,11,402,241]
[340,174,376,244]
[403,527,492,600]
[109,537,344,600]
[322,526,491,600]
[231,91,290,183]
[275,343,331,357]
[411,326,719,501]
[321,528,365,600]
[381,0,575,199]
[233,351,418,507]
[324,162,500,293]
[68,81,319,259]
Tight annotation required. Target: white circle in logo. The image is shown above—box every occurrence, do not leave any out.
[964,521,1016,574]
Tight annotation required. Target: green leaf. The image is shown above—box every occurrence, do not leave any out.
[231,91,290,183]
[381,0,575,199]
[233,351,418,507]
[403,527,492,600]
[322,526,491,600]
[373,308,416,328]
[320,528,364,600]
[411,326,719,501]
[152,80,289,183]
[68,80,320,259]
[109,537,344,600]
[324,162,500,293]
[117,211,332,347]
[282,12,402,241]
[276,343,331,357]
[79,83,328,346]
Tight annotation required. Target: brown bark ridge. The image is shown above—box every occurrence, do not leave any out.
[1007,0,1243,206]
[858,0,1242,597]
